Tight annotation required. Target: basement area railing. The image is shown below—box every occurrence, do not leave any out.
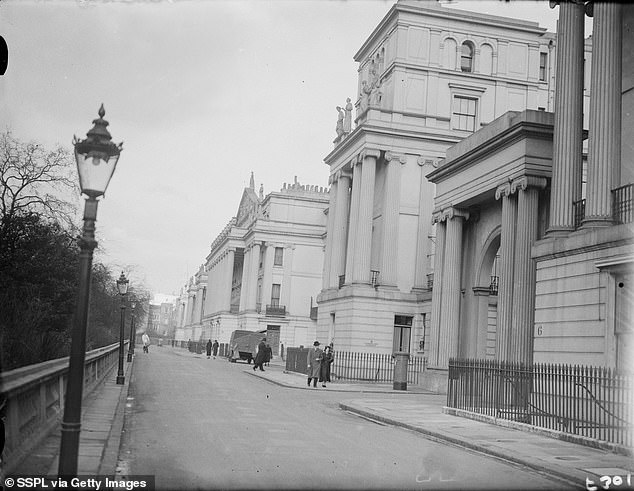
[613,183,633,224]
[447,358,633,448]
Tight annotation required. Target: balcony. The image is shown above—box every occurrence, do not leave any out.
[427,273,434,291]
[613,183,633,224]
[489,275,499,296]
[370,270,380,287]
[338,275,345,289]
[265,304,286,317]
[573,199,586,229]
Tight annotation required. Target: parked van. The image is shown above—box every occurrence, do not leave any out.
[228,329,266,363]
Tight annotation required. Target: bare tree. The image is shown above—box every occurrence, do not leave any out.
[0,130,77,232]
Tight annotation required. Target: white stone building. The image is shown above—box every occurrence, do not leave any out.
[182,174,329,354]
[316,0,588,355]
[425,0,632,382]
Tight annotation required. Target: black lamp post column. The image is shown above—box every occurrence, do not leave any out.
[127,304,136,362]
[58,198,98,477]
[116,272,128,385]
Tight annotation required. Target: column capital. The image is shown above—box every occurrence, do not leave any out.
[432,210,445,224]
[511,176,547,193]
[417,156,439,168]
[332,169,352,182]
[227,246,236,253]
[385,151,407,165]
[443,207,469,222]
[495,181,514,200]
[359,148,381,161]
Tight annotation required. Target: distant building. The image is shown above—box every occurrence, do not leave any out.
[181,174,329,354]
[147,300,176,338]
[316,0,591,357]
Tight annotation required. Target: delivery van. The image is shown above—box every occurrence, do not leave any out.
[228,329,266,363]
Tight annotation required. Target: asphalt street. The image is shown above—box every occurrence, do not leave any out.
[117,348,575,490]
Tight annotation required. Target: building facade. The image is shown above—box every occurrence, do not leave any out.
[426,1,632,376]
[180,174,329,354]
[316,0,588,356]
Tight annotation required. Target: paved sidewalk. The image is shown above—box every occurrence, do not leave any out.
[247,361,634,489]
[10,357,133,477]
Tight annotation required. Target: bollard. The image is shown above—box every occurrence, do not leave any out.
[393,351,410,391]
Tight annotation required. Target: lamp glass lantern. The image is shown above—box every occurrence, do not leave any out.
[117,272,129,296]
[74,104,123,198]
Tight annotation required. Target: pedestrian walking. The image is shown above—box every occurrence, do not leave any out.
[253,337,267,372]
[319,343,334,387]
[206,339,212,359]
[187,339,192,352]
[265,342,272,366]
[306,341,323,388]
[142,332,150,354]
[280,343,285,361]
[212,339,219,359]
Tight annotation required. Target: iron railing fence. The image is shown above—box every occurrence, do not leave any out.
[338,275,345,288]
[613,183,633,224]
[573,198,586,229]
[370,270,380,287]
[447,358,634,447]
[489,275,499,295]
[286,348,427,385]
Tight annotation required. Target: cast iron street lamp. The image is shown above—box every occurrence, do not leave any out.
[127,301,137,362]
[58,105,123,477]
[116,272,129,384]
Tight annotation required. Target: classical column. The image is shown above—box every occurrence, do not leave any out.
[511,177,546,364]
[495,182,518,362]
[329,170,351,288]
[413,158,437,290]
[222,248,235,312]
[239,247,251,311]
[344,159,362,283]
[428,213,446,368]
[352,149,379,284]
[437,208,468,369]
[322,175,337,290]
[547,0,585,235]
[246,242,261,310]
[262,243,275,307]
[380,151,405,287]
[281,245,294,310]
[584,1,622,227]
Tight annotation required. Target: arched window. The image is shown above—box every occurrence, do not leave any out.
[461,42,474,72]
[443,38,457,69]
[480,43,493,75]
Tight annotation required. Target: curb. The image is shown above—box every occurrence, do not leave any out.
[339,402,582,489]
[98,357,135,476]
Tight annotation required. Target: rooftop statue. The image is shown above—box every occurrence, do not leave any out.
[343,98,352,134]
[335,106,345,138]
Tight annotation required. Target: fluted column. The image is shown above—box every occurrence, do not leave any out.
[547,0,585,235]
[246,242,261,310]
[511,177,546,364]
[413,158,437,290]
[437,208,468,369]
[322,176,337,290]
[281,245,294,310]
[495,182,518,361]
[345,160,362,283]
[353,149,379,284]
[329,170,351,288]
[584,1,622,227]
[262,243,275,307]
[239,247,251,311]
[222,248,235,311]
[379,152,405,287]
[428,214,446,368]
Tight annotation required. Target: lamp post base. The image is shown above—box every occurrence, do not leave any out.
[116,376,125,385]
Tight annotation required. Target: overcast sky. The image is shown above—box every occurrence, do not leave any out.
[0,0,592,298]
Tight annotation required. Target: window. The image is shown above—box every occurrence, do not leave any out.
[274,247,283,266]
[452,96,477,132]
[270,283,281,307]
[539,52,547,81]
[460,42,474,72]
[393,315,413,353]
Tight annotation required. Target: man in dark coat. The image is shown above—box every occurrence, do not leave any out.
[212,339,219,359]
[307,341,323,388]
[253,337,267,372]
[206,339,212,359]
